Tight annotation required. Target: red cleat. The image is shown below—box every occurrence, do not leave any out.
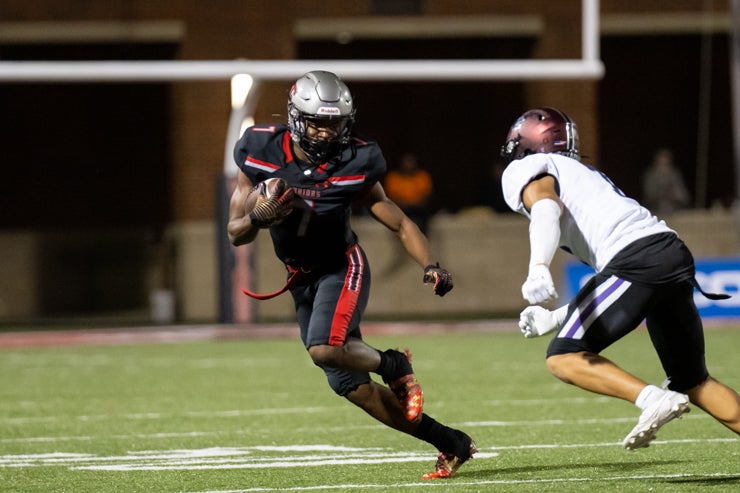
[421,439,478,480]
[388,373,424,422]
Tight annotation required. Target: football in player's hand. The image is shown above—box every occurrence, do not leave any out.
[244,177,289,213]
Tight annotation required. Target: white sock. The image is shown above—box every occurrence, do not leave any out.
[635,384,663,410]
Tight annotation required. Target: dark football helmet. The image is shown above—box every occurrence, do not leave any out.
[287,71,355,164]
[500,107,580,163]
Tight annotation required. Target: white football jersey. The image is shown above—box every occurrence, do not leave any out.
[501,153,674,272]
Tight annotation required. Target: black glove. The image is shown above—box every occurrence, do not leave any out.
[249,189,295,228]
[423,262,453,297]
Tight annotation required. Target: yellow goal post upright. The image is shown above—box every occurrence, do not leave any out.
[0,0,603,323]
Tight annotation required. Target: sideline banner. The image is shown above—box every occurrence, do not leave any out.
[563,258,740,318]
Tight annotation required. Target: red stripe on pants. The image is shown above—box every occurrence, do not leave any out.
[328,245,364,346]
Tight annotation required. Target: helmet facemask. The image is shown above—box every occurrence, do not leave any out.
[500,135,523,162]
[288,107,354,164]
[287,71,356,165]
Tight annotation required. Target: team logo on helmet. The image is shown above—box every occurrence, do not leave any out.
[317,107,341,115]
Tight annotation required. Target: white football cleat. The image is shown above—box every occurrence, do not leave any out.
[623,390,690,450]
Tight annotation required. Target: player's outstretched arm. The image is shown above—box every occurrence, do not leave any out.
[521,176,563,304]
[362,183,453,296]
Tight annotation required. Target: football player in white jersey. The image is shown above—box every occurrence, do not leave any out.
[500,107,740,450]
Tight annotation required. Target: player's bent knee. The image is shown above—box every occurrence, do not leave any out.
[546,353,579,384]
[307,344,338,367]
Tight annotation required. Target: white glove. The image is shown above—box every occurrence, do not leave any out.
[519,305,566,338]
[521,263,558,304]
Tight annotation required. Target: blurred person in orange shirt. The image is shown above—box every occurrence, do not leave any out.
[384,152,434,235]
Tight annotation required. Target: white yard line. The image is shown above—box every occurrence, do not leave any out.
[1,439,737,470]
[0,395,672,426]
[1,413,716,443]
[183,472,740,492]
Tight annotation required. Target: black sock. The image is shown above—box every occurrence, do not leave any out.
[375,349,391,377]
[412,414,470,458]
[375,349,411,383]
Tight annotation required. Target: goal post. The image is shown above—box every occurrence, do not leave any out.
[0,0,603,323]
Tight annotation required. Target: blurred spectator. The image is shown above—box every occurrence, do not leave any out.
[384,152,434,234]
[478,161,514,213]
[641,147,690,216]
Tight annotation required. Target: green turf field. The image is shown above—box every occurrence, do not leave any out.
[1,327,738,492]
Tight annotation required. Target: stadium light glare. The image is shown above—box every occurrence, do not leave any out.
[230,73,253,109]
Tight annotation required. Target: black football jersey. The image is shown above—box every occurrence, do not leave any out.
[233,124,387,267]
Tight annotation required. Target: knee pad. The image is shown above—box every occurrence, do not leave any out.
[323,366,371,397]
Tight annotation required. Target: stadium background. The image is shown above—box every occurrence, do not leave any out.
[0,0,736,325]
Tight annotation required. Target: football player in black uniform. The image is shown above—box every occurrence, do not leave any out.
[227,71,476,480]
